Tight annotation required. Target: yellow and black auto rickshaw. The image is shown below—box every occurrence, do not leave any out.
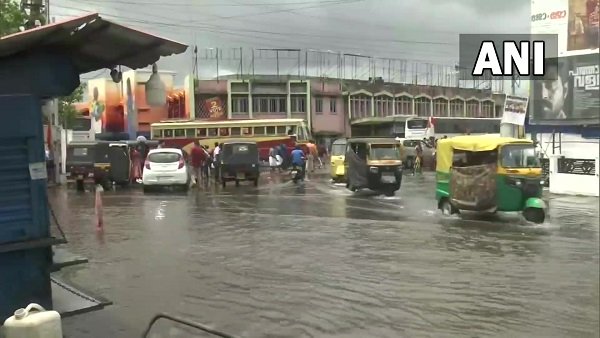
[344,138,404,196]
[220,140,260,187]
[330,138,347,183]
[435,135,546,223]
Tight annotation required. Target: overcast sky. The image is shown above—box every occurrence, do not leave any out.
[50,0,531,84]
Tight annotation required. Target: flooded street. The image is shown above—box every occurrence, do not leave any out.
[51,173,599,338]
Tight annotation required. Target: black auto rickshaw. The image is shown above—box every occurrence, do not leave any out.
[220,140,260,187]
[344,137,404,196]
[66,141,111,191]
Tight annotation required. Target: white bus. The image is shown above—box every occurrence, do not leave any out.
[350,116,431,139]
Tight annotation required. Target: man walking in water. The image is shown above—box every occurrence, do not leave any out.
[190,140,206,187]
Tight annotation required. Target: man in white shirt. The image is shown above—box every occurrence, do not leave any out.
[212,142,221,181]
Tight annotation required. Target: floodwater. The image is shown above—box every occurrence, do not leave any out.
[50,172,599,338]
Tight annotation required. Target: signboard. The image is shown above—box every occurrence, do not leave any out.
[203,97,226,120]
[502,95,529,125]
[531,0,599,57]
[530,53,599,124]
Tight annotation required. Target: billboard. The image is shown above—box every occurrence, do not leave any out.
[530,53,599,124]
[530,0,599,125]
[502,95,529,125]
[531,0,599,56]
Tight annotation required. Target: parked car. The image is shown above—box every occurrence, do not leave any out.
[398,138,435,170]
[142,148,189,192]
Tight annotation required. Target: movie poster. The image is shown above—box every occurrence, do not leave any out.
[502,95,529,125]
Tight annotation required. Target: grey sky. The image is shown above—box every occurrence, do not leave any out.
[50,0,531,84]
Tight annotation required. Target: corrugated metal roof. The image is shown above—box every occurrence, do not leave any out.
[0,13,188,73]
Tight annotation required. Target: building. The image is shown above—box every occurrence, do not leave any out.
[193,75,504,146]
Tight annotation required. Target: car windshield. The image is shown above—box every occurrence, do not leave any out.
[148,152,181,163]
[331,144,346,156]
[501,145,540,168]
[369,144,401,160]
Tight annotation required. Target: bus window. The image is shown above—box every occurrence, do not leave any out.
[208,128,218,137]
[407,118,428,129]
[266,126,276,135]
[164,129,173,138]
[287,126,296,135]
[185,128,195,137]
[219,128,229,137]
[152,129,162,138]
[276,126,286,135]
[72,117,91,131]
[174,129,185,137]
[242,127,252,136]
[196,128,207,137]
[254,126,265,135]
[230,127,241,136]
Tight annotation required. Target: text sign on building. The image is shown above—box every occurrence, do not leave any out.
[459,34,559,80]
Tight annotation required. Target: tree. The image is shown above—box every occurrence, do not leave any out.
[58,83,86,129]
[0,0,26,37]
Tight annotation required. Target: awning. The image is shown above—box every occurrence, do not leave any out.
[0,13,188,73]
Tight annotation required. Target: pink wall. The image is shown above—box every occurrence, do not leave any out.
[311,96,346,136]
[196,80,228,94]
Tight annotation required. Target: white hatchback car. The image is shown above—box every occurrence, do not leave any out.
[142,148,189,192]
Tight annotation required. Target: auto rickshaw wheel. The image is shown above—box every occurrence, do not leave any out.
[440,198,458,215]
[523,207,545,224]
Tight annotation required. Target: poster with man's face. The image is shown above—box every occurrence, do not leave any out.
[531,53,599,124]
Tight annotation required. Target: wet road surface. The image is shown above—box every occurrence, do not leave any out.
[50,172,599,338]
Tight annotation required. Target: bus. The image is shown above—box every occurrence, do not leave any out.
[350,116,430,139]
[150,118,311,160]
[431,117,501,137]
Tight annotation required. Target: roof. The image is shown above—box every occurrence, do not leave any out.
[437,135,533,152]
[222,139,258,145]
[350,116,426,126]
[0,13,187,74]
[152,118,305,127]
[346,137,401,144]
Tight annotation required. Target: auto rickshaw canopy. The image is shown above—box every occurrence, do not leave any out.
[436,135,534,172]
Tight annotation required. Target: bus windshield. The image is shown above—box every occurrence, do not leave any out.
[331,143,346,156]
[72,118,91,131]
[369,144,401,160]
[406,119,428,129]
[501,145,540,168]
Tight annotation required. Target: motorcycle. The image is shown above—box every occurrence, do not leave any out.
[290,164,304,184]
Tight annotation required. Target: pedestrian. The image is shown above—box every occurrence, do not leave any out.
[306,140,318,173]
[190,140,206,187]
[202,145,211,181]
[94,179,104,231]
[279,143,288,170]
[131,147,143,183]
[414,141,423,175]
[269,147,278,171]
[212,142,222,181]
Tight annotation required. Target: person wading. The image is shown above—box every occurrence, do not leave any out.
[190,140,206,187]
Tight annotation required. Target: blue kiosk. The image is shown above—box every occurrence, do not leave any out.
[0,14,187,321]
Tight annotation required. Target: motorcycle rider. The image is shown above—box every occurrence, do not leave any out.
[290,145,306,180]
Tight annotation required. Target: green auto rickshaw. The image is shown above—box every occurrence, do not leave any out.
[436,135,546,223]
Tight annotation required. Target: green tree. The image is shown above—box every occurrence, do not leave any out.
[58,83,86,129]
[0,0,26,37]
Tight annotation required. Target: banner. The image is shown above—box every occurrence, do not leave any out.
[530,53,599,125]
[531,0,599,56]
[501,95,529,125]
[203,97,226,120]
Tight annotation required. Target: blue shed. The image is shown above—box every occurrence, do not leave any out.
[0,13,187,321]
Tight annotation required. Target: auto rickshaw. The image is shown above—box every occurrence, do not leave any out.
[435,135,546,223]
[66,141,111,191]
[220,140,260,187]
[330,138,347,182]
[344,138,404,196]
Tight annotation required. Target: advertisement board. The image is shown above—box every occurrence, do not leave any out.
[502,95,529,125]
[531,0,599,56]
[530,53,599,124]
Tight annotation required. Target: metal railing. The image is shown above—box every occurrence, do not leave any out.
[142,313,237,338]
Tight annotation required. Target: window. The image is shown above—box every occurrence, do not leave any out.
[185,128,195,137]
[219,128,229,137]
[164,129,173,138]
[152,129,162,138]
[266,126,276,135]
[349,142,368,160]
[375,96,393,117]
[230,127,241,136]
[395,96,413,115]
[174,129,185,137]
[208,128,218,137]
[291,96,306,113]
[329,98,337,114]
[501,145,540,168]
[369,144,401,160]
[242,127,252,136]
[196,128,207,137]
[276,126,286,134]
[252,96,286,114]
[231,96,249,114]
[466,99,480,117]
[449,99,465,117]
[315,97,323,113]
[148,152,181,163]
[350,95,371,119]
[481,101,495,118]
[331,143,346,156]
[254,126,265,135]
[414,97,431,117]
[72,118,91,131]
[432,98,448,117]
